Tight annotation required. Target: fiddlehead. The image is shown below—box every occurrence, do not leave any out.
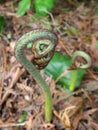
[72,51,91,69]
[14,29,57,122]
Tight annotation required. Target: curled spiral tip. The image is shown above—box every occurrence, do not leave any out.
[72,51,92,69]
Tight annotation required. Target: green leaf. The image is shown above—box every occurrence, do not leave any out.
[94,66,98,71]
[64,27,71,36]
[45,52,86,92]
[17,0,31,16]
[70,26,78,36]
[18,111,28,123]
[33,0,55,16]
[0,15,6,33]
[93,7,98,15]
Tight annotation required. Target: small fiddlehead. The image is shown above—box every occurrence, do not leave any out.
[72,51,91,69]
[14,29,57,122]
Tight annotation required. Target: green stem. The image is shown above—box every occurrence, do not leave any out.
[14,29,57,122]
[69,70,77,91]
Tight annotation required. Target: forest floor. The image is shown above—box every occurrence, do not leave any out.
[0,0,98,130]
